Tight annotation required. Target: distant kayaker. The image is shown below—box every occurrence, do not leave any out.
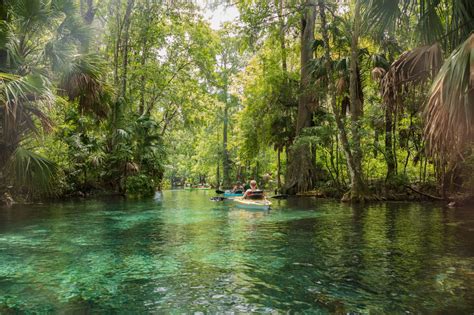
[243,181,251,191]
[243,180,264,199]
[231,181,244,193]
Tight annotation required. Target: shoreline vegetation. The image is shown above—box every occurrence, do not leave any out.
[0,0,473,207]
[2,185,473,209]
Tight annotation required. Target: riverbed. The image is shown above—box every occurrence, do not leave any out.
[1,190,473,313]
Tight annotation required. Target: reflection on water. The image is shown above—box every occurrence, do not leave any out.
[0,190,473,313]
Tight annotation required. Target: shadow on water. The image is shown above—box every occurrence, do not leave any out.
[0,191,473,313]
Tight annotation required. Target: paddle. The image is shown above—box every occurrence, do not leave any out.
[271,194,288,199]
[215,189,225,194]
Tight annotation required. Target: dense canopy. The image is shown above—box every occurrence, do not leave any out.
[0,0,473,204]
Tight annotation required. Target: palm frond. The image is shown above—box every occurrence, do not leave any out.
[0,72,54,126]
[57,14,91,47]
[309,58,327,80]
[417,0,444,45]
[43,40,76,72]
[11,0,57,31]
[335,57,349,72]
[59,54,109,118]
[0,21,10,52]
[363,0,450,47]
[371,53,390,70]
[450,0,474,49]
[371,67,386,82]
[361,0,401,36]
[424,34,474,158]
[7,147,58,194]
[381,43,442,107]
[51,0,78,16]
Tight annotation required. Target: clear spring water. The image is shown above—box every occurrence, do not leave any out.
[0,190,473,313]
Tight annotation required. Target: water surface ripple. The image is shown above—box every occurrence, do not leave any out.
[0,190,473,313]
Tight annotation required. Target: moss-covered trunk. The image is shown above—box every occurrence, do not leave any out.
[284,0,317,194]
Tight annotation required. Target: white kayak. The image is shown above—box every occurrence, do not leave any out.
[233,197,272,210]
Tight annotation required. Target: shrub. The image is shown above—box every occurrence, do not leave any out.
[125,174,156,197]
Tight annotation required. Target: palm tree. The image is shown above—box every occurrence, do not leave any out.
[362,0,474,50]
[365,0,474,194]
[376,43,442,181]
[0,0,108,196]
[424,34,474,160]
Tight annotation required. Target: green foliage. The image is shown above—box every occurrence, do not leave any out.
[7,147,58,196]
[0,0,472,201]
[125,174,156,197]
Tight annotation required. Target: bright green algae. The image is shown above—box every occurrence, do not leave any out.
[1,191,474,313]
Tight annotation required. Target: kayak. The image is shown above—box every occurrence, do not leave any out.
[233,197,272,210]
[223,190,244,197]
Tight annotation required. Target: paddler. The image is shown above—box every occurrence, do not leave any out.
[243,180,264,199]
[231,181,244,193]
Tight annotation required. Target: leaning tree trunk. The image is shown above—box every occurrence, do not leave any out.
[283,0,317,194]
[120,0,134,99]
[318,0,362,202]
[222,56,231,188]
[346,0,368,201]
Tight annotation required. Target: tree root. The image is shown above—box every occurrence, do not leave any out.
[403,185,445,200]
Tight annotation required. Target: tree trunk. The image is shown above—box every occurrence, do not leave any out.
[113,0,122,88]
[278,0,287,193]
[346,0,367,201]
[139,37,147,114]
[277,147,281,192]
[222,103,231,188]
[139,0,150,115]
[385,106,396,182]
[222,55,231,188]
[318,0,363,200]
[295,0,316,134]
[278,0,287,74]
[216,163,220,188]
[81,0,95,24]
[0,0,8,68]
[318,0,362,201]
[283,0,317,194]
[79,0,95,52]
[120,0,134,99]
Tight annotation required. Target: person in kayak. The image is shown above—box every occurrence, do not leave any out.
[243,181,251,191]
[231,181,244,193]
[243,180,264,199]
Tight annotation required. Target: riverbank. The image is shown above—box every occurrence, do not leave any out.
[2,185,473,209]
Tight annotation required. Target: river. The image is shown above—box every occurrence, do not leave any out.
[0,190,473,313]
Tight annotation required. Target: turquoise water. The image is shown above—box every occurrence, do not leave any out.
[1,190,474,313]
